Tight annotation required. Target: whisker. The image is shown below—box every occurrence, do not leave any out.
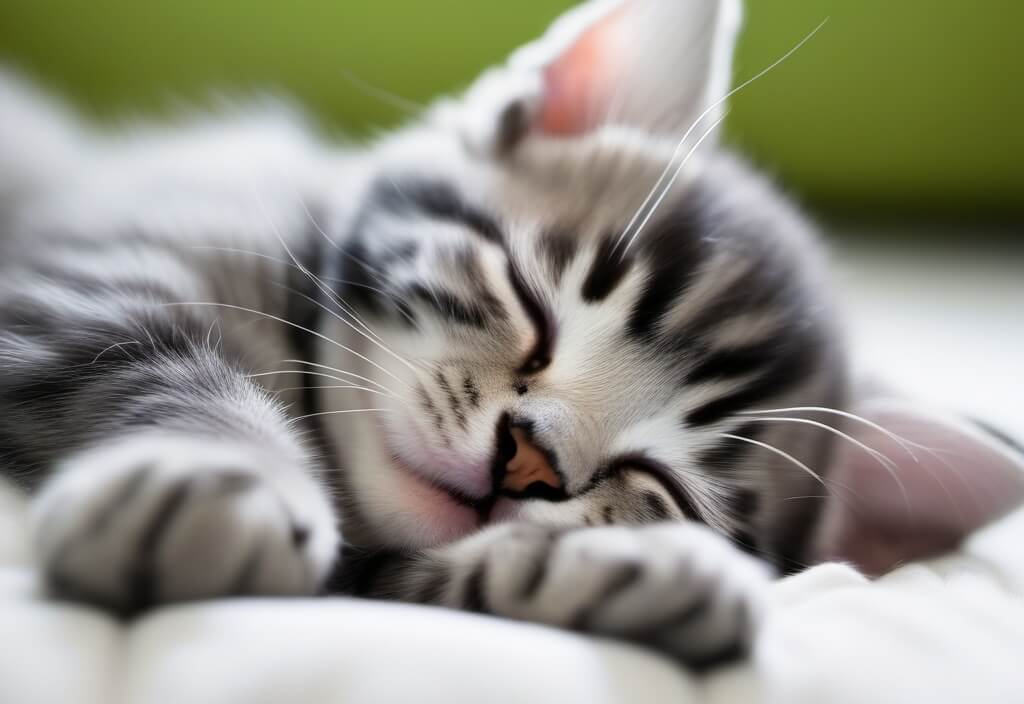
[739,404,973,524]
[615,18,830,253]
[283,284,421,380]
[247,369,411,410]
[277,384,392,397]
[619,109,729,256]
[320,275,419,328]
[740,416,911,511]
[340,68,425,115]
[188,243,401,345]
[164,301,412,390]
[246,189,419,380]
[740,406,924,461]
[719,432,827,488]
[294,408,395,421]
[279,359,400,397]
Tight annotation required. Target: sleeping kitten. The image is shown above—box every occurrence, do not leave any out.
[2,0,1020,667]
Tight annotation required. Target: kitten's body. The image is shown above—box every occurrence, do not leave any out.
[3,0,1018,667]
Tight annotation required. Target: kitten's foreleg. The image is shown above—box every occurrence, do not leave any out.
[341,522,771,667]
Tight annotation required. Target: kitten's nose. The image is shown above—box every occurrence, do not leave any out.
[502,426,563,497]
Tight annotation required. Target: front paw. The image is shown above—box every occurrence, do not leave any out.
[455,523,772,666]
[32,434,339,612]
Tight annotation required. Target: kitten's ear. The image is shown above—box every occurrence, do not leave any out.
[444,0,743,152]
[811,394,1024,576]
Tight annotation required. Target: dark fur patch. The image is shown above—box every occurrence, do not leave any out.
[641,490,673,521]
[697,423,762,469]
[581,234,633,303]
[128,479,193,609]
[538,229,578,284]
[462,374,481,409]
[436,370,467,430]
[570,561,643,630]
[373,177,503,245]
[462,562,489,613]
[685,336,823,427]
[626,204,707,340]
[507,260,555,374]
[518,533,555,600]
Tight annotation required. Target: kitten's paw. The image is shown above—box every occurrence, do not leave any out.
[32,434,339,611]
[456,522,771,666]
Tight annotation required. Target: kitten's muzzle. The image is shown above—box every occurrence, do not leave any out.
[491,415,566,502]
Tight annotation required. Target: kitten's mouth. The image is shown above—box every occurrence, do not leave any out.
[377,414,567,545]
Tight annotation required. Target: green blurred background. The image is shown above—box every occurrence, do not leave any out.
[1,1,1022,223]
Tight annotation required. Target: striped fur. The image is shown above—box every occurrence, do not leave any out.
[2,0,848,664]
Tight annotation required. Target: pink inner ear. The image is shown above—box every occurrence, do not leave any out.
[539,3,630,136]
[812,400,1024,576]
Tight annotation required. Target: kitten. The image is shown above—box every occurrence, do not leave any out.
[1,0,1020,667]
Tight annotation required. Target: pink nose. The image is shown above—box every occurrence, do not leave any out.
[503,427,562,493]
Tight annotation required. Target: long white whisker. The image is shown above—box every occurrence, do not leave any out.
[164,301,412,390]
[740,406,920,462]
[279,359,400,396]
[294,408,395,421]
[615,18,830,252]
[620,110,729,255]
[742,416,911,510]
[340,68,425,115]
[719,433,827,488]
[247,189,419,380]
[189,243,396,347]
[248,369,408,408]
[284,283,421,379]
[278,384,394,398]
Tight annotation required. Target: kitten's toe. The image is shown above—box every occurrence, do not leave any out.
[477,522,771,666]
[31,434,339,612]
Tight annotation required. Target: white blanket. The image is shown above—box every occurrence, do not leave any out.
[1,481,1021,704]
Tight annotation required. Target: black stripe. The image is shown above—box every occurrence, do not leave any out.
[972,418,1024,457]
[733,488,760,526]
[685,338,822,427]
[414,562,451,605]
[640,490,673,521]
[436,370,467,430]
[518,533,556,600]
[463,562,489,613]
[581,234,633,303]
[507,260,555,374]
[626,204,707,340]
[417,384,447,440]
[128,479,193,610]
[616,458,704,524]
[409,284,487,328]
[686,343,786,386]
[570,561,643,630]
[462,374,481,409]
[373,177,503,245]
[229,543,266,596]
[696,423,762,469]
[538,229,578,284]
[332,547,405,597]
[87,466,152,535]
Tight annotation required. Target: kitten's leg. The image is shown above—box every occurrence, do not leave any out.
[0,262,339,611]
[342,522,771,667]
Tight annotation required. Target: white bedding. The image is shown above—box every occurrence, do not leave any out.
[1,479,1022,704]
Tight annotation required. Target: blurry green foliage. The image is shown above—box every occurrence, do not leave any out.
[0,1,1021,220]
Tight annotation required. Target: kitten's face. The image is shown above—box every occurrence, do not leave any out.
[317,0,844,566]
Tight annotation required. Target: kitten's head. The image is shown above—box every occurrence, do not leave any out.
[318,0,844,568]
